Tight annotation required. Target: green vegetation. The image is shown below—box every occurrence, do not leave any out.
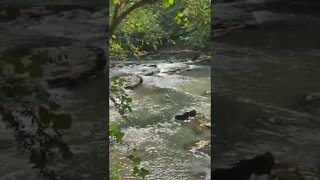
[0,49,72,178]
[109,0,211,59]
[109,78,148,179]
[109,0,210,179]
[0,6,6,16]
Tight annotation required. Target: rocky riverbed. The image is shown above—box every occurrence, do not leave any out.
[0,3,107,87]
[0,3,108,179]
[109,57,211,179]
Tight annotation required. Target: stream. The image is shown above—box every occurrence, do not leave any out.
[1,0,320,179]
[109,58,211,180]
[212,0,320,178]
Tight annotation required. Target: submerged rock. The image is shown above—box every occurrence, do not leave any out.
[147,64,157,67]
[119,75,143,89]
[194,114,211,128]
[142,69,160,76]
[184,139,211,154]
[188,114,211,134]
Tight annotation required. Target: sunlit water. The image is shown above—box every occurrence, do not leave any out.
[110,59,211,180]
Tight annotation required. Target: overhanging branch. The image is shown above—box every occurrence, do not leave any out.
[110,0,158,36]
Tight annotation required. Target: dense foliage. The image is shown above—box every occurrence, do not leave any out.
[109,0,211,59]
[109,0,210,179]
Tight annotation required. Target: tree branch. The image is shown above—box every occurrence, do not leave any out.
[111,4,121,29]
[109,0,158,36]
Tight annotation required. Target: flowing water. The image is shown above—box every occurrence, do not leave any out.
[212,1,320,177]
[109,59,211,180]
[0,76,108,179]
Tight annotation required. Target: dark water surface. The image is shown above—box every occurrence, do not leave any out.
[213,0,320,177]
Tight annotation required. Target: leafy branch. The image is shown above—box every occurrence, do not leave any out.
[0,50,72,178]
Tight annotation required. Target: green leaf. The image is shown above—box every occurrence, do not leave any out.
[168,0,174,5]
[132,157,141,165]
[138,168,150,178]
[113,164,121,172]
[126,155,141,166]
[175,16,181,25]
[114,0,122,5]
[38,106,51,125]
[131,166,140,176]
[27,63,43,78]
[52,113,72,129]
[177,12,184,17]
[0,9,7,16]
[126,155,134,160]
[126,97,132,103]
[111,174,119,180]
[185,21,190,27]
[109,123,118,133]
[11,60,25,74]
[115,131,124,142]
[49,102,60,110]
[162,0,170,9]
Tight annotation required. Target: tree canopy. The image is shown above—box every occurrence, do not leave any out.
[109,0,211,59]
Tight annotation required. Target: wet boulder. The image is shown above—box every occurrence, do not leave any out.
[119,75,143,89]
[23,45,106,87]
[175,110,197,121]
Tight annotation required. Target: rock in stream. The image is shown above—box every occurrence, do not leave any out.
[119,75,143,89]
